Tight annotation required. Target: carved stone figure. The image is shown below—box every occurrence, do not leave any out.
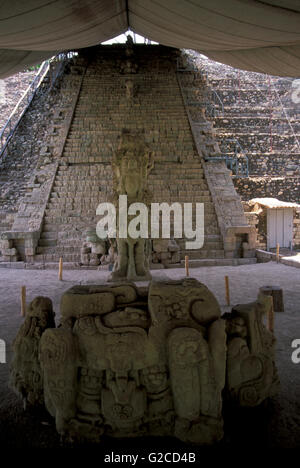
[10,296,55,408]
[120,35,138,74]
[120,59,138,75]
[10,279,279,445]
[99,239,118,266]
[109,129,153,281]
[225,293,280,406]
[125,79,138,100]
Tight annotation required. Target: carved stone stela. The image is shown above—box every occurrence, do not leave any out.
[10,279,279,445]
[109,128,153,282]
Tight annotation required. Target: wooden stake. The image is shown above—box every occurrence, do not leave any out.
[21,286,26,317]
[185,255,189,277]
[225,275,230,306]
[276,243,280,263]
[267,296,274,333]
[58,257,63,281]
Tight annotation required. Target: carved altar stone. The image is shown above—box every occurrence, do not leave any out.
[225,293,280,406]
[10,278,279,445]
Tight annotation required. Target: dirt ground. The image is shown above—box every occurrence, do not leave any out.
[0,263,299,449]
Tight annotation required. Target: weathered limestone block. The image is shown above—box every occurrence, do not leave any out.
[152,239,180,266]
[225,293,280,407]
[10,297,55,407]
[1,248,18,256]
[80,229,107,266]
[1,230,40,262]
[80,253,90,265]
[0,236,19,261]
[224,226,257,258]
[0,239,13,249]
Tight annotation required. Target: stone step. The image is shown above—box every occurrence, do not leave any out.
[221,107,296,117]
[38,239,57,247]
[43,214,96,221]
[51,188,111,194]
[46,196,213,205]
[214,116,298,123]
[181,249,225,259]
[34,253,81,263]
[50,187,209,194]
[40,231,58,240]
[54,173,205,181]
[23,261,103,270]
[36,245,81,254]
[43,223,68,232]
[43,208,218,219]
[47,202,102,208]
[217,128,300,137]
[176,258,257,268]
[216,125,300,139]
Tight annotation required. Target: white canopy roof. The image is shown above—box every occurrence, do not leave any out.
[1,0,300,78]
[250,198,300,209]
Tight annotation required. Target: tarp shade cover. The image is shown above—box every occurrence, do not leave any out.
[1,0,300,77]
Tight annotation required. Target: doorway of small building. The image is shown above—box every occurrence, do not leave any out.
[267,208,293,250]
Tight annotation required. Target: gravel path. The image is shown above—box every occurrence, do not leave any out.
[0,263,299,448]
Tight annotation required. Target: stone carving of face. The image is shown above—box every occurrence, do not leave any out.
[142,365,168,393]
[24,296,55,338]
[226,316,247,338]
